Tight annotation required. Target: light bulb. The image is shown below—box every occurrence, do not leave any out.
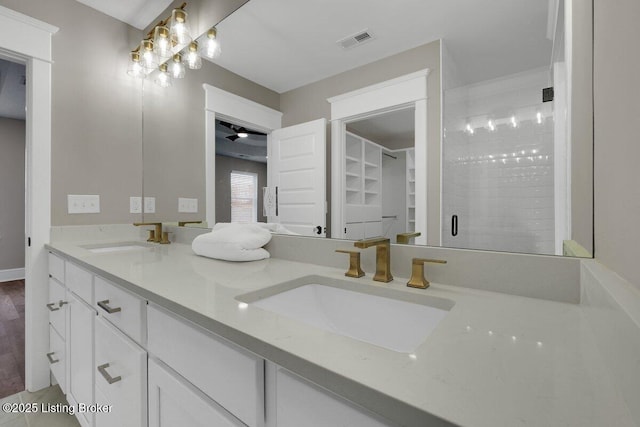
[170,54,185,79]
[536,112,543,124]
[126,52,145,78]
[510,116,517,128]
[154,63,172,88]
[487,120,495,131]
[140,39,157,69]
[186,42,202,70]
[153,26,171,59]
[170,8,192,45]
[466,124,474,135]
[237,128,249,138]
[201,27,221,59]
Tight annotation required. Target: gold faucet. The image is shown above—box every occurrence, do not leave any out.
[353,237,393,282]
[396,232,421,244]
[133,222,170,244]
[407,258,446,289]
[335,249,365,278]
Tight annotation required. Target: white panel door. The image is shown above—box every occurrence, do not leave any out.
[269,118,326,237]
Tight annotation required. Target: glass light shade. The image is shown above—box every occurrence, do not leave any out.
[154,63,172,88]
[126,52,145,78]
[170,8,192,45]
[153,25,172,59]
[185,42,202,70]
[237,128,249,138]
[140,39,157,70]
[170,54,185,79]
[200,28,221,59]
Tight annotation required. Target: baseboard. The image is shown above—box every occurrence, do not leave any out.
[0,267,25,282]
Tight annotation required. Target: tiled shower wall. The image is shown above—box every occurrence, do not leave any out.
[442,68,555,255]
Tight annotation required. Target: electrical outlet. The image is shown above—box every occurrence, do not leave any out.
[68,195,100,214]
[144,197,156,214]
[178,197,198,213]
[130,197,142,214]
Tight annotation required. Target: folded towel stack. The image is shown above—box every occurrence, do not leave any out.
[192,223,272,262]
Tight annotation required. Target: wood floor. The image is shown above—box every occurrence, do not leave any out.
[0,280,25,399]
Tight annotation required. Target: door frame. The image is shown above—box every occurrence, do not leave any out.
[0,5,58,391]
[327,69,431,244]
[203,84,283,226]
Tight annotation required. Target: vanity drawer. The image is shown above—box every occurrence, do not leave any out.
[66,262,93,304]
[94,317,147,427]
[94,276,146,345]
[48,324,66,394]
[48,252,65,283]
[147,305,264,427]
[47,278,67,338]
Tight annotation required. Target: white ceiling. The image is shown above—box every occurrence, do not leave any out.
[347,108,415,151]
[74,0,173,29]
[213,0,552,93]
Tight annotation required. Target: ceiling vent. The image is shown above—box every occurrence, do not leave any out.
[337,29,375,50]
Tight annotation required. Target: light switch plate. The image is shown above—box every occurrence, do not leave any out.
[178,197,198,213]
[144,197,156,214]
[130,197,142,214]
[68,195,100,214]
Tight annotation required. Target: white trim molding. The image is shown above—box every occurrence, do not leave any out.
[203,84,283,226]
[0,268,25,282]
[328,69,430,244]
[0,5,58,392]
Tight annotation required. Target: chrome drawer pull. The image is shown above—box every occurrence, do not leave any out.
[97,300,122,314]
[58,300,68,307]
[46,303,59,312]
[97,363,122,384]
[46,352,59,364]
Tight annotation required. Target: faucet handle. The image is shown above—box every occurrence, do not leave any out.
[335,249,365,278]
[407,258,447,289]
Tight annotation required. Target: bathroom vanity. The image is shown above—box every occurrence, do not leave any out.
[43,232,639,427]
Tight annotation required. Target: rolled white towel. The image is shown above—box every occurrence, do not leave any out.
[192,223,272,262]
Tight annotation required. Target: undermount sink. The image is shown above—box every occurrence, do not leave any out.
[81,242,153,254]
[237,275,454,353]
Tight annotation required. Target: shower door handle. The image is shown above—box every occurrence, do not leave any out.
[452,215,458,237]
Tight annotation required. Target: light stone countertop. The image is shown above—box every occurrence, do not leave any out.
[46,241,634,427]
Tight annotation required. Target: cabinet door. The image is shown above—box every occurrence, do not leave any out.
[273,366,393,427]
[94,317,146,427]
[148,359,244,427]
[48,325,66,394]
[67,291,95,427]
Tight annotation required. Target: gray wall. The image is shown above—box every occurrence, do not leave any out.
[280,40,441,245]
[0,118,25,271]
[594,0,640,288]
[214,155,267,223]
[0,0,144,226]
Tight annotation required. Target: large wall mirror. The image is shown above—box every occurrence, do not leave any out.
[142,0,593,258]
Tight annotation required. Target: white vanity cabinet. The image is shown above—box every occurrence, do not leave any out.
[47,253,68,392]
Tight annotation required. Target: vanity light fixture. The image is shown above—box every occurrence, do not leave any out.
[153,25,172,59]
[169,7,192,45]
[536,112,543,124]
[126,51,144,79]
[510,116,518,128]
[186,41,202,69]
[201,27,222,59]
[487,120,495,131]
[170,54,185,79]
[154,63,172,88]
[128,3,221,87]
